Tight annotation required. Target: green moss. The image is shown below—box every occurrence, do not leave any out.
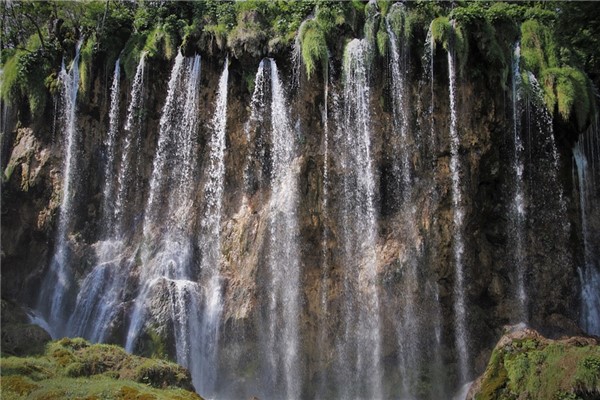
[376,0,391,17]
[541,67,591,129]
[146,328,169,360]
[299,19,328,80]
[0,375,40,398]
[430,16,451,52]
[0,356,55,381]
[476,348,509,400]
[473,335,600,400]
[79,34,96,101]
[574,356,600,391]
[121,33,147,80]
[144,25,178,61]
[376,29,389,58]
[387,5,412,41]
[1,34,50,118]
[0,339,202,399]
[519,18,594,127]
[0,51,23,105]
[521,19,559,75]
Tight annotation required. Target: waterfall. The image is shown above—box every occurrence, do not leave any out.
[126,53,202,363]
[67,56,140,342]
[574,123,600,335]
[196,59,229,395]
[37,39,83,337]
[448,40,470,383]
[510,43,529,323]
[143,52,187,234]
[114,53,146,237]
[101,58,121,231]
[424,24,436,154]
[387,6,412,197]
[265,58,301,399]
[386,6,425,397]
[335,38,383,399]
[316,56,337,399]
[243,60,268,197]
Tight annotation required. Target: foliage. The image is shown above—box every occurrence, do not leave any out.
[297,1,354,80]
[520,18,593,128]
[0,338,202,400]
[299,19,328,79]
[556,2,600,89]
[0,0,597,130]
[474,336,600,400]
[79,34,96,101]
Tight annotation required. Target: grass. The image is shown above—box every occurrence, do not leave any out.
[0,338,203,400]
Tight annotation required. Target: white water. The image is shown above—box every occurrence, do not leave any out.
[316,58,334,398]
[574,126,600,335]
[126,53,202,357]
[335,38,383,399]
[448,43,469,384]
[68,239,129,341]
[114,53,145,236]
[386,6,424,397]
[264,58,301,399]
[67,55,146,343]
[196,59,229,395]
[243,60,268,196]
[527,72,569,222]
[511,43,529,322]
[102,58,121,231]
[387,6,412,196]
[37,39,83,337]
[143,52,187,235]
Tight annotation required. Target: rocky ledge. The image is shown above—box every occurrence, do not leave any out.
[468,325,600,400]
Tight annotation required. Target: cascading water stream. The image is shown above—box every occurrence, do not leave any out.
[243,60,268,198]
[196,59,229,396]
[527,72,569,220]
[37,39,83,337]
[387,6,412,197]
[266,58,301,399]
[424,24,436,154]
[335,38,382,400]
[510,43,529,323]
[448,39,470,384]
[316,57,333,398]
[114,53,146,237]
[126,53,202,363]
[142,52,187,235]
[574,123,600,335]
[101,58,121,230]
[67,54,146,342]
[386,6,425,397]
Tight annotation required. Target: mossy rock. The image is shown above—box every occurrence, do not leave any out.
[469,327,600,400]
[0,338,203,399]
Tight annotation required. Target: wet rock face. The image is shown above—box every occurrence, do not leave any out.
[0,42,585,396]
[1,299,51,356]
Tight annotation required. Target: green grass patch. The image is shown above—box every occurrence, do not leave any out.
[0,338,202,400]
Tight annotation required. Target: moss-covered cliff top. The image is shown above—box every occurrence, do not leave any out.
[0,337,203,400]
[1,1,598,130]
